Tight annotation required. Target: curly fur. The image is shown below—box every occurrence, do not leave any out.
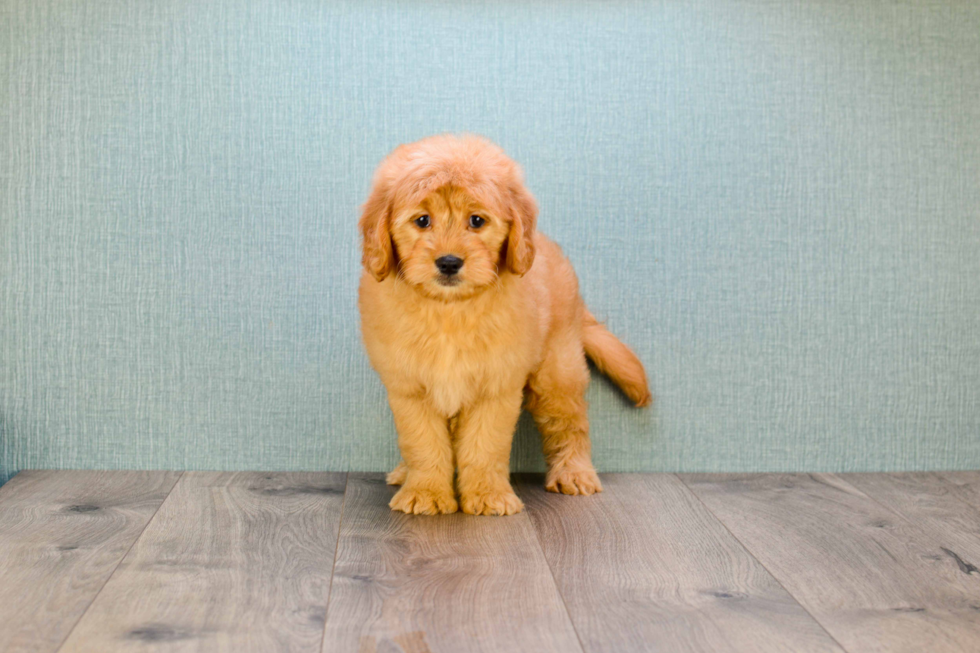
[358,134,651,516]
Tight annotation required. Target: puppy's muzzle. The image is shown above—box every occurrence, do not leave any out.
[435,255,464,276]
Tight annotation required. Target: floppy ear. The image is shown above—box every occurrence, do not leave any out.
[359,179,395,281]
[506,182,538,275]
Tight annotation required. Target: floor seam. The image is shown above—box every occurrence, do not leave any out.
[673,473,855,653]
[318,470,350,652]
[516,475,589,653]
[827,472,927,528]
[832,472,980,567]
[51,470,184,653]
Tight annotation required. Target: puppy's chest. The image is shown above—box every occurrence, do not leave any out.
[396,310,529,410]
[410,322,516,379]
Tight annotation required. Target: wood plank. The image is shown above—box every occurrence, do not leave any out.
[321,473,582,653]
[58,472,346,653]
[0,470,181,653]
[938,471,980,510]
[844,472,980,567]
[516,473,845,653]
[682,473,980,653]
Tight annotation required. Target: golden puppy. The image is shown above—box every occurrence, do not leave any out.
[358,134,651,516]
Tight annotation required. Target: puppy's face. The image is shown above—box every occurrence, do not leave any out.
[391,186,508,300]
[360,134,538,301]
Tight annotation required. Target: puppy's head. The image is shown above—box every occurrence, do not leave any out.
[359,134,537,300]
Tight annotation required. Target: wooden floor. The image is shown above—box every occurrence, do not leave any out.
[2,472,979,652]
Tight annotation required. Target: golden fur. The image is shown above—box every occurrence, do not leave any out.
[358,134,651,516]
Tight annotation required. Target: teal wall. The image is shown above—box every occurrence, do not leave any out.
[2,0,979,482]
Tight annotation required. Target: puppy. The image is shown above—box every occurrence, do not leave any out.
[358,134,651,516]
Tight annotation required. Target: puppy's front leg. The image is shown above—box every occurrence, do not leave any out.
[387,393,458,515]
[455,389,524,516]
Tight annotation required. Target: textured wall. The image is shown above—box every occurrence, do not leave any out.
[2,0,979,482]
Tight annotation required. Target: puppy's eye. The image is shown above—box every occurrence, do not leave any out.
[469,215,485,229]
[414,215,430,229]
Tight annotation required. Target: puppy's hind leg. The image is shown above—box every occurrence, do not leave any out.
[527,337,602,495]
[386,460,408,486]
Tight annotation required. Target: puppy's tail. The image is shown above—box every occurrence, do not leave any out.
[582,309,652,407]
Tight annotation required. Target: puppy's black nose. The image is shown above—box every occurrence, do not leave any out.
[435,255,464,276]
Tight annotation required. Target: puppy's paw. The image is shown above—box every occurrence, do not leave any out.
[386,461,408,486]
[545,467,603,495]
[389,485,458,515]
[460,489,524,516]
